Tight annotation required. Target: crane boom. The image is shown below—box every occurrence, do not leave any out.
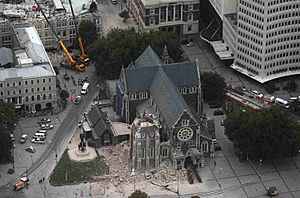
[68,0,89,63]
[33,0,76,66]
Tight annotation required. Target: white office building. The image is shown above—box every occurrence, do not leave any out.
[0,26,57,113]
[231,0,300,83]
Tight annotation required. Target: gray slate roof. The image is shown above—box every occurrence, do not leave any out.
[150,67,192,128]
[0,47,13,67]
[162,62,199,87]
[125,66,158,92]
[134,45,162,68]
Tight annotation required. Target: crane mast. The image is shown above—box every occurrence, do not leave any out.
[33,0,85,72]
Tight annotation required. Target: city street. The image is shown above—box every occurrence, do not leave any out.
[185,35,300,101]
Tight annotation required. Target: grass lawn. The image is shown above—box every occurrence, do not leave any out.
[49,150,109,186]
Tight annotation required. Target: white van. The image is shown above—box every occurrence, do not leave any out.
[33,132,46,139]
[81,83,89,95]
[275,98,290,109]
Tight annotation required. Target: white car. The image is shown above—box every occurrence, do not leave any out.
[19,134,28,143]
[32,138,46,144]
[252,90,263,98]
[40,124,54,130]
[38,118,51,124]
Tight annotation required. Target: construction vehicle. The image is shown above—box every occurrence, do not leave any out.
[68,0,90,66]
[33,0,85,72]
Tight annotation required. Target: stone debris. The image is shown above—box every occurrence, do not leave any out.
[93,141,187,189]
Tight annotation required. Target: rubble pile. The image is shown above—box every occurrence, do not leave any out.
[94,142,187,188]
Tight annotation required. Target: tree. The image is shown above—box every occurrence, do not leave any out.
[0,125,13,164]
[224,106,300,159]
[128,190,148,198]
[60,89,69,100]
[119,10,130,22]
[79,21,98,46]
[201,72,226,103]
[88,29,183,79]
[0,100,18,132]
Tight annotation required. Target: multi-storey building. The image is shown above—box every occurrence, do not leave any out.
[128,0,199,35]
[0,18,13,48]
[231,0,300,83]
[0,26,57,113]
[0,1,102,49]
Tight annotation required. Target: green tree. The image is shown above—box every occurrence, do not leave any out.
[0,125,13,163]
[201,72,226,103]
[0,100,18,132]
[119,10,130,21]
[79,21,98,46]
[60,89,70,100]
[128,190,148,198]
[88,29,183,79]
[224,106,300,159]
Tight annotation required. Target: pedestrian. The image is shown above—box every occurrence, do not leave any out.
[214,161,216,166]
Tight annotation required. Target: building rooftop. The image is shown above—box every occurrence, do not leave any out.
[141,0,197,6]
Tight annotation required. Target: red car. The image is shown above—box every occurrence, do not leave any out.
[14,176,29,191]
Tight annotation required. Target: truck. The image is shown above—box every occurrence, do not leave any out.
[81,83,90,95]
[14,176,29,191]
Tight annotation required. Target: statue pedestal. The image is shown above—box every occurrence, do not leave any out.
[67,146,97,162]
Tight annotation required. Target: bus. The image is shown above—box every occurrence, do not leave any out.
[81,83,89,95]
[275,98,290,109]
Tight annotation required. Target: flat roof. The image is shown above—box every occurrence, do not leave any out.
[141,0,197,7]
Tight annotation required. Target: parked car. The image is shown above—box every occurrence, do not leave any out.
[186,41,195,47]
[38,118,51,124]
[10,133,14,141]
[252,90,263,98]
[111,0,117,4]
[25,146,36,153]
[74,96,81,104]
[267,186,278,196]
[19,134,28,143]
[241,86,247,92]
[40,124,54,130]
[32,137,46,144]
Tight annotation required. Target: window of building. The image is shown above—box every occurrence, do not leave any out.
[19,82,21,86]
[150,147,154,158]
[188,25,192,32]
[13,82,15,86]
[141,148,145,159]
[150,9,155,15]
[161,147,168,157]
[49,86,51,91]
[188,13,193,21]
[0,84,2,88]
[37,95,40,101]
[7,83,9,87]
[25,81,28,85]
[43,94,46,100]
[43,79,45,83]
[43,87,45,91]
[0,92,3,96]
[25,96,28,102]
[188,5,193,10]
[201,141,208,152]
[19,90,21,94]
[49,94,52,99]
[150,17,155,25]
[31,80,34,84]
[31,96,34,101]
[31,88,34,92]
[182,119,189,126]
[7,91,10,95]
[37,79,39,84]
[49,78,52,83]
